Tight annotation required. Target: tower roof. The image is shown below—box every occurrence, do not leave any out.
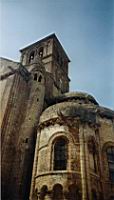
[20,33,70,62]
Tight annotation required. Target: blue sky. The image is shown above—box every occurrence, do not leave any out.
[0,0,114,109]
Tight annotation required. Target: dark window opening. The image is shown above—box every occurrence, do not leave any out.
[34,73,37,81]
[54,138,67,170]
[38,75,42,82]
[38,47,43,58]
[40,185,48,200]
[92,190,97,200]
[107,146,114,182]
[29,51,35,63]
[25,138,28,143]
[107,147,114,161]
[52,184,63,200]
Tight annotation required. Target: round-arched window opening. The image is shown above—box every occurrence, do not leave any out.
[34,73,38,81]
[29,51,35,63]
[40,185,48,200]
[52,184,63,200]
[38,75,42,82]
[38,47,44,58]
[53,138,68,170]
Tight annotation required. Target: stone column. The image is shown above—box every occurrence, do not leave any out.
[79,124,88,200]
[84,126,92,200]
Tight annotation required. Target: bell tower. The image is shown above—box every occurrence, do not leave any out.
[20,34,70,97]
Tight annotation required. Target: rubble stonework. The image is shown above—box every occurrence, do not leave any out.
[1,34,114,200]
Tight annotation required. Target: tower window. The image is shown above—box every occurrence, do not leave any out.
[29,51,35,63]
[107,146,114,182]
[38,75,42,82]
[34,73,38,81]
[53,138,67,170]
[25,138,28,143]
[38,47,44,58]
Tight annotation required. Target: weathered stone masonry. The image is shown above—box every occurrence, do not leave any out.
[30,94,114,200]
[1,34,114,200]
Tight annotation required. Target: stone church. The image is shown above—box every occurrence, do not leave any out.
[1,34,114,200]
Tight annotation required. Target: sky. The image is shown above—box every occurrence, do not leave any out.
[0,0,114,109]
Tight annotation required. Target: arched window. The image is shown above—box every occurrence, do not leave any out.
[34,73,38,81]
[52,184,63,200]
[107,146,114,182]
[39,185,48,200]
[54,138,67,170]
[29,51,35,63]
[38,47,44,58]
[38,75,42,82]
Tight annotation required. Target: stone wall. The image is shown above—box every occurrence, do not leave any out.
[1,72,30,199]
[1,60,46,200]
[0,58,19,127]
[30,98,114,200]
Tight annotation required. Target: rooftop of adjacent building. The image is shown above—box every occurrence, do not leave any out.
[49,91,99,105]
[0,57,20,79]
[40,92,114,124]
